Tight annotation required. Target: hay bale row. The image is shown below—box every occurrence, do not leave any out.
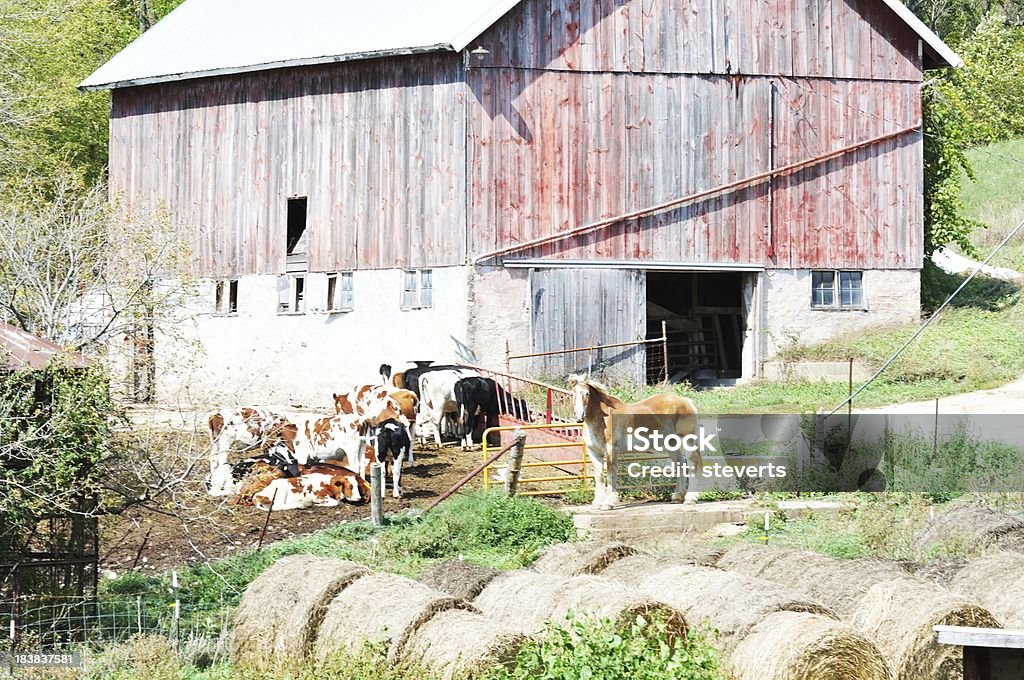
[314,572,471,663]
[474,571,689,640]
[404,609,527,680]
[716,544,909,615]
[231,555,369,671]
[731,612,891,680]
[598,554,674,585]
[418,559,502,601]
[530,541,638,576]
[628,563,837,653]
[914,504,1024,556]
[951,551,1024,628]
[610,563,887,680]
[852,578,1000,680]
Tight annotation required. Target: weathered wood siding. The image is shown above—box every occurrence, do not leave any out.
[473,0,921,79]
[530,268,646,383]
[109,55,467,276]
[468,0,925,269]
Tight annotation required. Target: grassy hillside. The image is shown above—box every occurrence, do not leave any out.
[959,138,1024,270]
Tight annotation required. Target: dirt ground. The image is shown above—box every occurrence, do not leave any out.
[98,432,488,573]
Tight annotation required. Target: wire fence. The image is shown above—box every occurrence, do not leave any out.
[1,594,233,652]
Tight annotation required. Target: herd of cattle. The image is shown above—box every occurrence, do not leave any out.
[204,362,529,512]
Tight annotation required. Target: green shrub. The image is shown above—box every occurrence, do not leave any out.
[483,611,722,680]
[380,492,575,566]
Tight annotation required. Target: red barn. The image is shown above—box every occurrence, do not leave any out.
[82,0,959,401]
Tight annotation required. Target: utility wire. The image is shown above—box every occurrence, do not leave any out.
[826,215,1024,415]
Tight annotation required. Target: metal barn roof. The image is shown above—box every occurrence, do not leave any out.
[0,323,87,371]
[80,0,960,92]
[79,0,522,91]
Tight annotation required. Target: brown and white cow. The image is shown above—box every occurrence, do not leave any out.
[207,407,291,476]
[268,413,373,476]
[333,385,417,463]
[252,466,369,511]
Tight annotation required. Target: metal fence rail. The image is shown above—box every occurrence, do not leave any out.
[481,424,589,496]
[457,363,576,426]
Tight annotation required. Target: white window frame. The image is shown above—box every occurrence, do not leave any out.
[277,273,306,315]
[401,269,433,310]
[213,279,239,316]
[811,270,865,310]
[326,272,354,313]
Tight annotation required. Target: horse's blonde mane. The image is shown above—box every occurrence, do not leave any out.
[568,374,611,396]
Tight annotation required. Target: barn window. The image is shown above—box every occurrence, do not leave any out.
[278,274,305,314]
[401,269,433,310]
[327,272,354,312]
[812,270,864,309]
[213,279,238,315]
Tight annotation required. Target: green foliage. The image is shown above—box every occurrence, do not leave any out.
[380,492,576,564]
[483,611,722,680]
[172,493,575,609]
[0,363,125,537]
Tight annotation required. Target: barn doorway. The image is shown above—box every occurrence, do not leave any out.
[646,272,747,382]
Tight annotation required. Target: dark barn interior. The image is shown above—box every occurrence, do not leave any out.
[646,272,746,382]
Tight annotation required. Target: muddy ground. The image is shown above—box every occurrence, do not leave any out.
[98,431,487,573]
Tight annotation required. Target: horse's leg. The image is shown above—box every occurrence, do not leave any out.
[588,450,606,510]
[605,456,619,509]
[671,449,687,503]
[684,451,701,504]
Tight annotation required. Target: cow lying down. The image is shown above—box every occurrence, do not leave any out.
[253,463,370,511]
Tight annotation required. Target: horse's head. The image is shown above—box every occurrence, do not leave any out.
[568,374,591,422]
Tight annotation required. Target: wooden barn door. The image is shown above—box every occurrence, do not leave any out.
[530,268,646,384]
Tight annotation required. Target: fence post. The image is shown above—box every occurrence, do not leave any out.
[370,463,385,526]
[505,432,527,496]
[136,595,142,635]
[661,320,669,382]
[545,389,553,424]
[171,570,180,649]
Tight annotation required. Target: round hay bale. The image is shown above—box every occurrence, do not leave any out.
[632,564,836,654]
[474,571,688,639]
[731,611,890,680]
[666,543,727,567]
[418,560,501,601]
[314,572,472,663]
[852,577,1000,680]
[531,541,638,576]
[403,609,527,679]
[717,544,908,615]
[906,557,969,586]
[230,555,368,671]
[951,551,1024,628]
[595,554,673,585]
[914,504,1024,556]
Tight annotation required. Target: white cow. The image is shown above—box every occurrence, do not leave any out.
[417,369,480,447]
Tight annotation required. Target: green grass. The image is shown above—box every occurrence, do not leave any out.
[959,137,1024,271]
[715,493,1024,562]
[104,491,576,610]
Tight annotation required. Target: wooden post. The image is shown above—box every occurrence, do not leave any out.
[847,357,853,452]
[505,432,527,495]
[370,463,385,526]
[661,320,669,383]
[257,488,278,550]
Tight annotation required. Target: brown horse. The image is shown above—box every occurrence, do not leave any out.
[570,375,700,510]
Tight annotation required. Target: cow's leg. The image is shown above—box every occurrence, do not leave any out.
[432,408,444,447]
[392,455,403,498]
[407,424,416,464]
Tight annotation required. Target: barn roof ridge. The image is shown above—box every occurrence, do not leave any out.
[80,0,959,92]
